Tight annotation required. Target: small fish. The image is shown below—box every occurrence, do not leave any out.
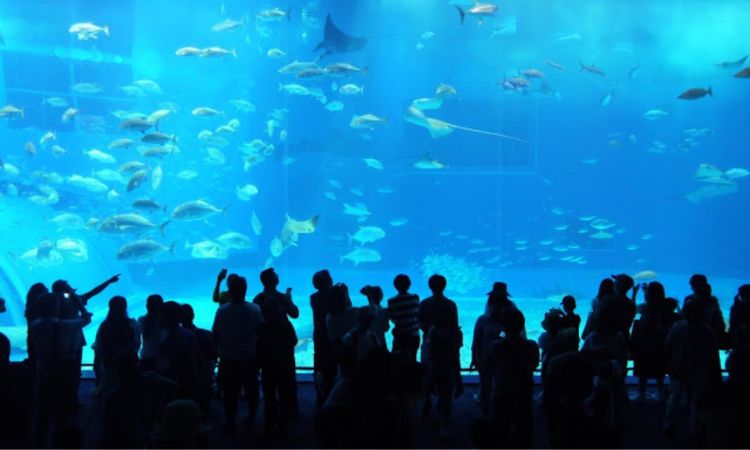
[546,60,565,71]
[69,22,109,40]
[643,109,669,120]
[678,87,712,100]
[363,158,383,170]
[25,141,37,156]
[579,61,605,76]
[0,104,24,119]
[39,131,56,146]
[716,55,748,69]
[628,66,641,80]
[201,47,237,58]
[339,84,364,95]
[43,97,68,108]
[267,48,287,58]
[600,91,613,107]
[211,18,244,32]
[325,101,344,112]
[72,82,103,94]
[61,107,79,123]
[176,46,206,57]
[192,107,223,116]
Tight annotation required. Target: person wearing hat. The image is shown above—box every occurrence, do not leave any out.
[470,281,518,416]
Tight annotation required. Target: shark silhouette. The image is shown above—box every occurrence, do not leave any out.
[314,14,366,58]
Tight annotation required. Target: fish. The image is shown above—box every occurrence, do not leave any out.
[175,46,205,57]
[413,154,447,170]
[257,7,292,22]
[643,109,669,120]
[553,33,582,42]
[72,82,103,94]
[142,132,177,144]
[230,99,257,112]
[343,203,371,217]
[325,101,345,112]
[94,169,126,184]
[735,67,750,79]
[404,106,528,142]
[43,97,69,108]
[546,60,566,71]
[99,213,168,235]
[579,61,605,76]
[192,107,223,116]
[117,240,175,262]
[725,167,750,180]
[363,158,384,170]
[251,212,263,236]
[600,91,614,107]
[283,214,319,234]
[633,270,658,280]
[522,68,544,79]
[108,138,135,149]
[56,238,88,262]
[186,240,228,260]
[339,84,364,95]
[340,248,381,266]
[140,146,176,158]
[278,83,310,96]
[119,117,153,132]
[412,97,444,111]
[151,164,163,191]
[171,199,225,221]
[84,149,116,164]
[127,169,149,192]
[686,182,738,204]
[211,18,244,32]
[456,1,498,25]
[236,184,259,200]
[678,87,712,100]
[146,109,172,126]
[628,66,641,80]
[51,213,85,231]
[61,107,79,123]
[267,48,287,58]
[67,175,108,193]
[69,22,109,40]
[132,199,166,212]
[716,55,748,69]
[350,113,387,129]
[324,62,368,76]
[314,14,367,58]
[216,231,253,250]
[0,104,24,119]
[278,60,321,75]
[38,131,55,146]
[389,218,409,227]
[201,47,237,58]
[348,226,386,245]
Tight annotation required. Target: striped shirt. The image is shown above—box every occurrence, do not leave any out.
[388,293,420,336]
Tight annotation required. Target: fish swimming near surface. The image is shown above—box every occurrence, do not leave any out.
[678,86,712,100]
[314,14,367,58]
[715,55,748,69]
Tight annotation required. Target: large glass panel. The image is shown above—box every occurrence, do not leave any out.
[0,0,747,366]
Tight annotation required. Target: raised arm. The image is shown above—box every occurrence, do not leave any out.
[284,288,299,319]
[80,274,120,304]
[213,269,227,303]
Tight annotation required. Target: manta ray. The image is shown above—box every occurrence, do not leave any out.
[314,14,367,58]
[404,106,529,143]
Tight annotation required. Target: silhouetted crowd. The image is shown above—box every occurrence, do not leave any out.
[1,269,750,448]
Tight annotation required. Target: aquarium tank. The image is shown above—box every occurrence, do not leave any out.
[0,0,747,367]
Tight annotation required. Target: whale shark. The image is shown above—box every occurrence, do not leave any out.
[314,14,367,58]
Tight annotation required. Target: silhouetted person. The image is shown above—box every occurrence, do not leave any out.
[52,274,119,403]
[253,268,299,436]
[664,298,723,440]
[729,284,750,349]
[361,285,389,348]
[311,270,336,407]
[582,278,616,339]
[24,282,48,369]
[326,283,358,355]
[30,292,91,448]
[212,275,263,434]
[0,321,33,442]
[471,282,517,416]
[156,301,202,400]
[630,281,678,401]
[100,351,179,449]
[539,308,577,386]
[138,294,164,371]
[213,268,240,305]
[148,399,209,449]
[591,274,636,340]
[683,274,728,349]
[421,301,462,439]
[560,295,581,347]
[94,296,140,393]
[387,274,420,361]
[180,303,216,413]
[487,307,539,448]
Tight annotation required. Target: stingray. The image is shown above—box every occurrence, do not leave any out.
[404,106,529,143]
[314,14,367,58]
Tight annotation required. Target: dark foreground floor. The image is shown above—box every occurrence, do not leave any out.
[5,377,692,449]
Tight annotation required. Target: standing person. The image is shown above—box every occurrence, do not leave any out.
[593,274,637,340]
[488,307,539,448]
[361,285,389,348]
[137,294,164,371]
[729,285,750,349]
[422,305,463,439]
[156,301,203,400]
[24,283,49,370]
[683,274,729,349]
[582,278,616,340]
[560,295,581,348]
[30,292,92,448]
[212,275,264,434]
[51,274,120,403]
[630,282,679,401]
[181,303,216,413]
[213,269,240,305]
[387,274,420,361]
[310,270,336,407]
[93,296,140,393]
[252,268,299,436]
[470,282,517,416]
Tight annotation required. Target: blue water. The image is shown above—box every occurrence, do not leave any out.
[0,0,748,365]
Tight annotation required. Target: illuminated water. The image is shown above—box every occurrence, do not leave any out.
[0,0,748,366]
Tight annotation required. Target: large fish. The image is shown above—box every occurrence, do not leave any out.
[117,240,175,262]
[314,15,367,58]
[456,1,498,25]
[99,213,169,235]
[678,86,712,100]
[171,199,225,221]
